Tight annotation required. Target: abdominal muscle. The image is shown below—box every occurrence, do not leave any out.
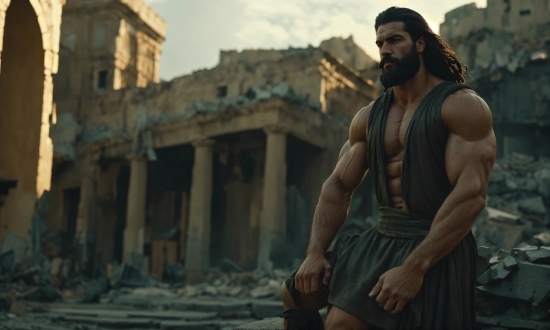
[385,150,409,211]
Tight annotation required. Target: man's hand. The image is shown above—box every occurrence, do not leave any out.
[294,253,332,295]
[368,265,424,315]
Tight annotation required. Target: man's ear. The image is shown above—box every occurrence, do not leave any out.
[416,37,426,53]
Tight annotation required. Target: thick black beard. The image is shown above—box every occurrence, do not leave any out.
[379,47,421,89]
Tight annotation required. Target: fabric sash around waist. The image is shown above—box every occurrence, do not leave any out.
[374,207,432,239]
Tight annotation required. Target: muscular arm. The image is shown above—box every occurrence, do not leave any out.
[307,106,371,255]
[403,90,496,272]
[295,103,372,294]
[370,90,496,314]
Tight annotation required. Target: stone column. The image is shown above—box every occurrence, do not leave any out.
[123,155,148,266]
[74,159,98,272]
[257,125,288,269]
[75,170,95,251]
[185,139,215,283]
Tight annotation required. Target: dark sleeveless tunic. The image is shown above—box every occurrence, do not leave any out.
[327,81,478,329]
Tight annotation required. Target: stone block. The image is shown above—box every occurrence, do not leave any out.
[476,315,500,326]
[478,246,492,260]
[251,300,283,319]
[490,262,512,280]
[518,197,546,215]
[480,262,550,305]
[477,246,492,278]
[511,244,538,261]
[234,317,284,330]
[160,320,218,330]
[173,298,249,315]
[525,247,550,264]
[500,316,550,329]
[477,269,492,286]
[502,255,518,269]
[1,233,28,264]
[496,249,510,260]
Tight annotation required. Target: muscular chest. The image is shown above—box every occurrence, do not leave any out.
[383,104,417,158]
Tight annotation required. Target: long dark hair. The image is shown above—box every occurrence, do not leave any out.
[375,7,467,83]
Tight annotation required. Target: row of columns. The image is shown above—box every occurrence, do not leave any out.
[79,126,289,280]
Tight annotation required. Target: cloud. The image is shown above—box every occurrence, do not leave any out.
[144,0,487,79]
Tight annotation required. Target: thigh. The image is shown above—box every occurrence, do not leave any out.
[325,306,372,330]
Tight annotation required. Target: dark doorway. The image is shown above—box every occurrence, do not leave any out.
[114,166,130,262]
[63,188,80,249]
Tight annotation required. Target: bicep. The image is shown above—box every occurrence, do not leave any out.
[325,140,369,196]
[324,103,371,196]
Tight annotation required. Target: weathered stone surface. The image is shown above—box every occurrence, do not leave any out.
[489,262,512,280]
[500,316,550,329]
[518,197,547,215]
[0,233,28,264]
[52,315,158,328]
[476,315,500,326]
[250,300,283,319]
[480,262,550,305]
[502,255,518,269]
[496,249,510,260]
[473,208,525,251]
[132,287,177,298]
[477,269,492,286]
[160,320,218,330]
[234,317,284,330]
[173,298,249,314]
[478,246,493,260]
[511,244,539,261]
[526,247,550,264]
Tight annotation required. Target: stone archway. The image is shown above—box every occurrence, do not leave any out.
[0,0,57,239]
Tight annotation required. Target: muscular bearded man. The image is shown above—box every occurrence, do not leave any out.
[281,7,496,330]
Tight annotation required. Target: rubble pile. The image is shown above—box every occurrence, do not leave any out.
[476,243,550,329]
[473,153,550,251]
[0,230,289,330]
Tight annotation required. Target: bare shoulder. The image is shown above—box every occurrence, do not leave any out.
[441,88,493,140]
[349,101,374,145]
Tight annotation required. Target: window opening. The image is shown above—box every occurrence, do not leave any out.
[98,70,108,90]
[217,86,227,98]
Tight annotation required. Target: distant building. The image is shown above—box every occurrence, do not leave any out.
[49,0,378,280]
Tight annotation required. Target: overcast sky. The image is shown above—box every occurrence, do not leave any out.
[144,0,487,81]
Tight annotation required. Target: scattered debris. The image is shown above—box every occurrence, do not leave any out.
[476,243,550,328]
[473,153,550,252]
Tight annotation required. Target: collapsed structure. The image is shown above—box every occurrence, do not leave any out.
[440,0,550,157]
[47,0,378,281]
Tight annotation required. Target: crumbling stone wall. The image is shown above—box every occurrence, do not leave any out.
[49,0,377,274]
[54,0,165,100]
[440,0,550,158]
[0,0,64,241]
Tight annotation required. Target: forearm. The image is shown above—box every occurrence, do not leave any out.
[403,187,485,274]
[306,181,352,256]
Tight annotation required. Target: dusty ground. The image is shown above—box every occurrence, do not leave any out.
[0,292,289,330]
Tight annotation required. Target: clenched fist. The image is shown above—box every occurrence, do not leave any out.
[294,253,332,295]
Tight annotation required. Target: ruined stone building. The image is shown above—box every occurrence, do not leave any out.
[48,0,377,279]
[0,0,64,247]
[440,0,550,157]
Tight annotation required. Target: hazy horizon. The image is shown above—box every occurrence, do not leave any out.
[144,0,487,81]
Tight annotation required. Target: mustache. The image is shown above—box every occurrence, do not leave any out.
[379,56,401,68]
[379,55,418,68]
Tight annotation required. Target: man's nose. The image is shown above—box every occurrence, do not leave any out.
[379,43,392,58]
